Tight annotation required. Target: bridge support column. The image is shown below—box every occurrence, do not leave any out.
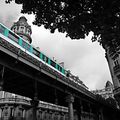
[88,103,92,119]
[30,97,39,120]
[30,79,39,120]
[66,94,74,120]
[0,66,5,90]
[99,108,104,120]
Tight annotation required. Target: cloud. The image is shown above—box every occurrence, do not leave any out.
[0,1,22,27]
[31,25,112,90]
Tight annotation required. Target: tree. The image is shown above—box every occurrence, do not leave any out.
[5,0,120,51]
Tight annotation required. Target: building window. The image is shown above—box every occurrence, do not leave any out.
[0,25,5,35]
[114,59,119,66]
[33,48,40,57]
[50,60,56,68]
[117,74,120,82]
[12,27,17,32]
[112,54,119,67]
[22,40,31,51]
[20,26,25,33]
[8,31,19,43]
[27,29,31,35]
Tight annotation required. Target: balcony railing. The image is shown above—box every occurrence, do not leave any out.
[0,97,68,112]
[39,101,68,112]
[113,65,120,74]
[0,98,31,105]
[113,87,120,95]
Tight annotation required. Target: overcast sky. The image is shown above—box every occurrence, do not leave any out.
[0,1,112,90]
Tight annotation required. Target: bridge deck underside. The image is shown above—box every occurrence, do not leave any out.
[2,66,68,106]
[0,49,73,106]
[0,46,96,107]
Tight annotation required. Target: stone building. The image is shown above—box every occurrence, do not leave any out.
[0,91,70,120]
[91,81,114,99]
[0,91,100,120]
[11,16,32,43]
[105,43,120,106]
[0,91,30,120]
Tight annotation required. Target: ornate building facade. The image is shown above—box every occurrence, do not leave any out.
[11,16,32,43]
[0,91,70,120]
[91,81,114,99]
[105,44,120,106]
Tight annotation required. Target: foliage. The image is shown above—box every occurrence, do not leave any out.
[5,0,120,50]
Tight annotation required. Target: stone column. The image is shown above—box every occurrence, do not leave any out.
[31,79,39,120]
[88,104,92,120]
[30,97,39,120]
[0,66,5,90]
[99,108,104,120]
[66,94,74,120]
[22,109,26,119]
[0,108,2,119]
[14,105,23,120]
[79,101,83,120]
[2,104,11,120]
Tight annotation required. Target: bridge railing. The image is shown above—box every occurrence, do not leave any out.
[39,101,68,112]
[0,97,68,112]
[0,97,31,105]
